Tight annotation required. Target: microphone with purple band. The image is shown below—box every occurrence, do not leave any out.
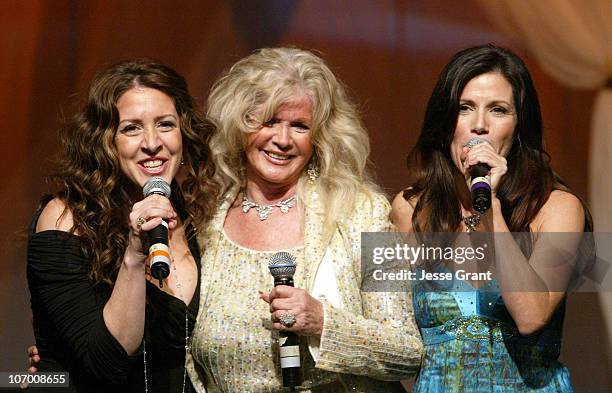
[464,138,491,213]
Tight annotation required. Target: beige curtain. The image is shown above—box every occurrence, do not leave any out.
[478,0,612,373]
[477,0,611,228]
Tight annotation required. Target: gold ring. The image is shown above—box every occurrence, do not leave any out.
[136,217,146,228]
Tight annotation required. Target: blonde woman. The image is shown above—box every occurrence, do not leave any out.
[186,48,422,392]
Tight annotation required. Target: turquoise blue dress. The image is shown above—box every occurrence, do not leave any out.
[412,275,573,392]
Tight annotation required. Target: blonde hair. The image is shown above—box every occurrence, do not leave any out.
[207,47,381,228]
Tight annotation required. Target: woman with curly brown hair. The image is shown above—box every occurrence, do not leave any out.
[26,59,219,392]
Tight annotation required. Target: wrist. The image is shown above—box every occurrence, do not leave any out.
[487,194,499,214]
[491,192,501,207]
[490,195,510,231]
[123,249,146,271]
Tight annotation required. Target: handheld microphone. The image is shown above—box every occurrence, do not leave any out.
[464,138,491,213]
[268,252,302,391]
[142,177,172,287]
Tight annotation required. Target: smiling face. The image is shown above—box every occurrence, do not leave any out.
[450,72,517,170]
[244,92,314,190]
[114,86,183,189]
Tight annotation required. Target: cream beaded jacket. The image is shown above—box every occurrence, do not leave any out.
[186,184,423,392]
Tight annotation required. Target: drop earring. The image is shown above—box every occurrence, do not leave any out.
[307,161,319,184]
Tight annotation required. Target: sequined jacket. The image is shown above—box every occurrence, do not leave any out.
[186,184,423,392]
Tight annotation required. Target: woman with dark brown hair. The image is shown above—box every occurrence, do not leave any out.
[26,59,218,392]
[392,44,592,392]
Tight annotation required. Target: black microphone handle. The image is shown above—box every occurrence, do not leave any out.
[274,277,302,389]
[149,220,168,245]
[145,189,171,287]
[142,178,172,287]
[148,220,170,286]
[469,163,491,213]
[470,163,489,179]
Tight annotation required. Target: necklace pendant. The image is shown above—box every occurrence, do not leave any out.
[256,206,273,220]
[242,198,256,213]
[242,193,296,220]
[278,197,294,213]
[462,213,481,233]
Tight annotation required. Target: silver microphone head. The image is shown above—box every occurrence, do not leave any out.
[142,176,171,198]
[268,252,297,279]
[463,137,487,148]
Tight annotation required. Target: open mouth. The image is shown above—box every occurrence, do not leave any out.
[142,159,164,168]
[138,158,168,173]
[264,150,294,161]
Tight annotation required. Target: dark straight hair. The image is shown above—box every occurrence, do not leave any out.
[404,44,592,234]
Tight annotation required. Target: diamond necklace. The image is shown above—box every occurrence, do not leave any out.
[462,212,481,233]
[144,255,189,393]
[242,193,296,220]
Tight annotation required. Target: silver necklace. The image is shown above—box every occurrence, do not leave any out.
[462,213,481,233]
[144,255,189,393]
[242,193,296,220]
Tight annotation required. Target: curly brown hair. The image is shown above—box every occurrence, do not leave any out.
[50,59,219,284]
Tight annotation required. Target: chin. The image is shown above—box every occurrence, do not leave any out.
[262,177,290,185]
[259,174,296,186]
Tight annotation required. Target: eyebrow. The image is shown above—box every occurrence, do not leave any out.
[118,114,178,124]
[289,118,311,125]
[459,99,513,106]
[267,115,312,126]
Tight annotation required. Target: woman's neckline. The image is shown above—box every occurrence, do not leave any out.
[220,228,304,253]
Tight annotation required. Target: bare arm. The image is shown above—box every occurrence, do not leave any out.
[462,142,585,335]
[391,191,416,232]
[488,190,584,335]
[37,196,176,355]
[391,187,585,336]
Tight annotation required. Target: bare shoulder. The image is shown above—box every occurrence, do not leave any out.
[391,190,416,216]
[532,190,585,233]
[36,198,74,233]
[391,189,418,232]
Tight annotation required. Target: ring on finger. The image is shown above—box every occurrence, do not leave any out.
[136,216,146,228]
[279,312,296,327]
